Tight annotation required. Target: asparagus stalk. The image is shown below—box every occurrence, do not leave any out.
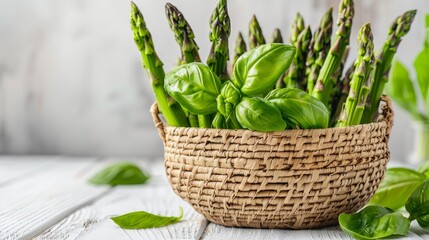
[130,2,188,127]
[337,23,374,127]
[306,8,333,94]
[312,0,354,107]
[361,10,417,123]
[290,13,305,45]
[331,63,355,125]
[233,32,247,66]
[271,29,285,89]
[207,0,231,80]
[284,26,312,89]
[270,28,284,43]
[278,13,305,90]
[165,3,201,64]
[329,46,350,110]
[165,3,211,128]
[249,15,266,49]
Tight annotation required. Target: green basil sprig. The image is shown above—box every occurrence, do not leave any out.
[406,180,429,228]
[339,205,410,240]
[165,62,222,115]
[112,207,183,229]
[369,168,426,210]
[217,81,242,118]
[89,162,149,186]
[265,88,329,129]
[235,97,286,132]
[340,177,429,239]
[233,43,296,96]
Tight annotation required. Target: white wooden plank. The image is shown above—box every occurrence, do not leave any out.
[200,224,352,240]
[0,156,57,185]
[410,222,429,240]
[35,162,208,240]
[200,223,423,240]
[0,157,110,240]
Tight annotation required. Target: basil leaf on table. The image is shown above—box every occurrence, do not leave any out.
[406,180,429,228]
[89,163,149,186]
[235,97,286,132]
[112,207,183,229]
[233,43,296,96]
[164,62,222,115]
[339,205,410,240]
[369,168,426,210]
[265,88,329,129]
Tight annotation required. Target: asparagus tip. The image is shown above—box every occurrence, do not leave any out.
[130,1,140,14]
[237,31,244,40]
[251,14,257,22]
[270,28,283,43]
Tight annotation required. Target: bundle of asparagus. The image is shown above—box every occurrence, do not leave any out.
[130,0,417,129]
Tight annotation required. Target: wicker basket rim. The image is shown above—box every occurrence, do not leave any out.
[151,96,394,144]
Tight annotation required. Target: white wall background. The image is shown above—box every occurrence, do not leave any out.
[0,0,428,160]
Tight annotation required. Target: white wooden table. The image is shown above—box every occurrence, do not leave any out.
[0,156,428,240]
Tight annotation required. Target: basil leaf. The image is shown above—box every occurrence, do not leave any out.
[233,44,296,96]
[339,205,410,240]
[386,61,421,121]
[418,161,429,179]
[89,163,149,186]
[212,112,227,129]
[217,81,242,118]
[415,49,429,105]
[369,168,426,210]
[235,97,286,132]
[265,88,329,129]
[165,62,222,115]
[406,180,429,228]
[112,207,183,229]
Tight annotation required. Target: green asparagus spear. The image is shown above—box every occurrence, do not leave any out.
[249,15,266,49]
[361,10,417,123]
[207,0,231,80]
[187,114,198,127]
[280,12,305,90]
[284,26,312,89]
[337,23,374,127]
[165,3,215,128]
[233,32,247,67]
[165,3,201,64]
[329,46,350,111]
[331,63,355,126]
[290,13,305,45]
[312,0,354,107]
[270,28,284,43]
[130,2,188,127]
[271,28,285,88]
[306,8,333,94]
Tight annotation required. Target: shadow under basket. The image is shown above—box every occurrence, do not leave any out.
[150,97,394,229]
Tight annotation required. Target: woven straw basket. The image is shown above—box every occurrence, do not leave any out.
[150,96,394,229]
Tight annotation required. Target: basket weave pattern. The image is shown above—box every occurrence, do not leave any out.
[151,97,394,229]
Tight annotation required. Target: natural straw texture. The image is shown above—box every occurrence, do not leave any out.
[150,96,394,229]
